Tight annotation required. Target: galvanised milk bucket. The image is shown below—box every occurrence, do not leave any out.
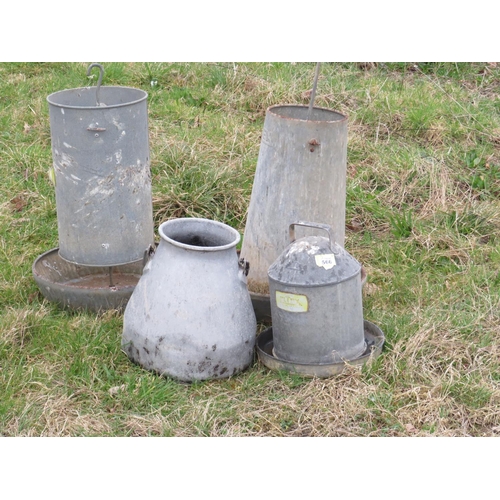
[122,218,257,382]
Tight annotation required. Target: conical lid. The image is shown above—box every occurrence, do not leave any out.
[268,235,361,287]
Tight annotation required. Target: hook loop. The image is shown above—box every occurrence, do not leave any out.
[86,63,104,106]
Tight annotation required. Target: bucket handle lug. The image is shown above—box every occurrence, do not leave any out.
[238,258,250,284]
[142,243,156,271]
[238,257,250,276]
[86,63,104,106]
[289,221,334,250]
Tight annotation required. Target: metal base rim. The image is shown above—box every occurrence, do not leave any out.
[32,247,142,312]
[256,319,384,378]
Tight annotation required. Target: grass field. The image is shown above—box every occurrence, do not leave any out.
[1,62,499,437]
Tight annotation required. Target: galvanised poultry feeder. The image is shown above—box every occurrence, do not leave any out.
[256,221,384,377]
[241,64,352,323]
[33,63,154,311]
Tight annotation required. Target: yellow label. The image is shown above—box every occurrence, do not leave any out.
[315,253,336,270]
[275,290,308,313]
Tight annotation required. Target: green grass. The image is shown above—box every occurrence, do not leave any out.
[1,62,500,436]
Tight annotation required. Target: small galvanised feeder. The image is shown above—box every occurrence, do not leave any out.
[257,221,384,377]
[33,63,154,311]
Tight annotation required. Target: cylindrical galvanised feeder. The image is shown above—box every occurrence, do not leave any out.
[122,218,257,382]
[47,63,154,267]
[241,105,348,305]
[267,221,366,367]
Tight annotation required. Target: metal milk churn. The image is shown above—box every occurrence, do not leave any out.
[121,217,257,382]
[268,222,366,365]
[46,63,154,267]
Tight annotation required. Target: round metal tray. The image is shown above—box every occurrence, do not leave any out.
[32,248,143,312]
[256,319,384,377]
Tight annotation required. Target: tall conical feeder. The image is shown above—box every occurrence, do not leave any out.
[33,63,154,311]
[241,101,348,322]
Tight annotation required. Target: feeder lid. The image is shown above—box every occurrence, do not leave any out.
[268,234,361,287]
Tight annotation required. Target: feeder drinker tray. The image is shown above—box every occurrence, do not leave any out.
[256,320,385,378]
[32,248,144,312]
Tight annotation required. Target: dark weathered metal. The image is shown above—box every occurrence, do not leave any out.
[32,248,143,312]
[307,62,321,119]
[86,63,104,105]
[268,222,366,365]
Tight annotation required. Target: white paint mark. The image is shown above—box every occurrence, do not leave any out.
[70,174,81,181]
[102,243,110,249]
[112,118,124,131]
[89,186,114,197]
[61,109,65,115]
[63,142,73,149]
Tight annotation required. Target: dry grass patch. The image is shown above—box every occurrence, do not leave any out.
[3,392,113,437]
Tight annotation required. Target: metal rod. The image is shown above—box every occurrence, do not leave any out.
[307,62,321,120]
[86,63,104,106]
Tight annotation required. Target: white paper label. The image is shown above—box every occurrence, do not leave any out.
[275,291,308,313]
[315,253,336,270]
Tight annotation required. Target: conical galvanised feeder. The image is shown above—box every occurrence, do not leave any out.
[240,64,350,322]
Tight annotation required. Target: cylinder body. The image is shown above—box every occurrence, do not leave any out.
[241,105,348,294]
[122,218,257,382]
[268,233,365,364]
[47,86,154,266]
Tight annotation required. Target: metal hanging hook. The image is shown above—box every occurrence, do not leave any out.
[307,62,321,120]
[86,63,104,106]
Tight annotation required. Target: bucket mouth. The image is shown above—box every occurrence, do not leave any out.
[159,218,240,252]
[268,104,347,123]
[47,86,148,109]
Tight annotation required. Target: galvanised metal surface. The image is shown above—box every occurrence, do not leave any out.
[122,218,257,382]
[47,80,154,267]
[268,222,366,365]
[241,105,348,296]
[256,320,385,378]
[32,247,143,312]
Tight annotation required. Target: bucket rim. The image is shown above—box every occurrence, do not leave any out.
[267,104,348,123]
[158,217,240,252]
[47,85,148,110]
